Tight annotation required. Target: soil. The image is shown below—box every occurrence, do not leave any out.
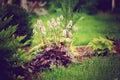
[75,46,93,56]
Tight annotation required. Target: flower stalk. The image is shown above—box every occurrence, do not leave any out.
[33,15,78,50]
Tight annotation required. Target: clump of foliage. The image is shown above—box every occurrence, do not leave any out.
[88,37,115,56]
[47,0,81,24]
[56,0,81,26]
[0,16,31,80]
[0,4,32,42]
[22,42,73,73]
[22,15,78,76]
[32,15,78,47]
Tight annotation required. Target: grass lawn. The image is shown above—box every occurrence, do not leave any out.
[40,55,120,80]
[31,13,120,46]
[30,13,120,80]
[74,13,120,45]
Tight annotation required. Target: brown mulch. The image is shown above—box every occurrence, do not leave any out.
[74,46,94,63]
[75,46,93,56]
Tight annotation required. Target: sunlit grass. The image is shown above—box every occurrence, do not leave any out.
[40,55,120,80]
[74,13,120,45]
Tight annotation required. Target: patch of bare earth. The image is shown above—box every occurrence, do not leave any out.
[74,46,93,63]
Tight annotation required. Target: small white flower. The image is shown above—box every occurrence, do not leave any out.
[47,20,53,29]
[37,20,43,29]
[54,22,58,27]
[66,24,71,29]
[57,17,60,26]
[51,18,58,27]
[37,19,42,25]
[66,20,73,29]
[40,26,46,35]
[60,15,63,20]
[51,18,55,24]
[62,29,67,37]
[47,20,51,26]
[34,24,37,28]
[33,29,38,35]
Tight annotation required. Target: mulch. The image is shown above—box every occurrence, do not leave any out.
[74,46,93,63]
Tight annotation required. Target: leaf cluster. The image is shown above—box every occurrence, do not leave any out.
[88,37,115,56]
[22,42,73,74]
[0,17,31,80]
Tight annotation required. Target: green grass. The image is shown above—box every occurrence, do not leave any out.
[40,55,120,80]
[30,13,120,80]
[73,13,120,45]
[31,13,120,46]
